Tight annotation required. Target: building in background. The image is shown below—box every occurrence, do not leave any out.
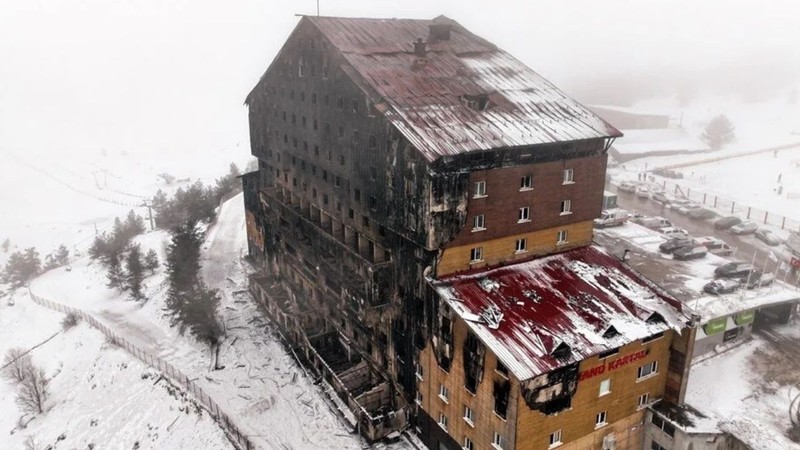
[241,14,693,448]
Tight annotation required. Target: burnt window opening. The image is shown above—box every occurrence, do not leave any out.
[598,348,619,359]
[496,360,508,377]
[368,135,378,150]
[302,116,306,127]
[379,225,386,237]
[436,315,453,371]
[339,155,345,166]
[314,146,320,157]
[323,194,329,205]
[352,130,360,145]
[461,93,491,111]
[603,326,619,339]
[552,342,572,360]
[348,208,354,219]
[313,120,318,131]
[352,100,359,113]
[642,331,665,344]
[362,215,369,227]
[322,170,328,181]
[463,331,485,394]
[369,196,377,210]
[647,312,665,324]
[493,380,510,419]
[354,189,361,202]
[370,166,377,180]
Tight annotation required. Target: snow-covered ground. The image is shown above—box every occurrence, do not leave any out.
[19,193,403,449]
[686,324,800,450]
[0,293,235,449]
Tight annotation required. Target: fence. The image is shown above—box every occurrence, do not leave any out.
[658,179,800,232]
[26,289,256,450]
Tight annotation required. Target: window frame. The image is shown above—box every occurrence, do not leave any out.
[595,410,608,428]
[557,229,569,245]
[599,378,611,397]
[470,247,484,263]
[549,429,563,448]
[472,214,486,231]
[638,392,650,409]
[520,174,533,191]
[515,238,527,254]
[560,199,572,215]
[492,432,505,450]
[518,206,531,223]
[438,384,449,403]
[463,405,475,426]
[438,413,448,431]
[464,437,474,450]
[563,168,574,184]
[474,180,487,198]
[637,361,659,380]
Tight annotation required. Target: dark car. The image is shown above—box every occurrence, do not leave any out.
[742,272,775,289]
[730,221,759,235]
[659,238,693,253]
[688,208,717,221]
[673,245,708,261]
[703,279,740,295]
[714,216,742,230]
[714,262,757,279]
[754,229,781,246]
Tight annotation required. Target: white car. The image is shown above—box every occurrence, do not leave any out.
[659,227,690,240]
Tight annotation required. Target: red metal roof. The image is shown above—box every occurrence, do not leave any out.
[308,16,622,162]
[430,245,690,381]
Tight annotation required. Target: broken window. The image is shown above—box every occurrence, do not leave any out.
[496,360,508,377]
[493,380,510,418]
[460,93,490,111]
[463,331,485,394]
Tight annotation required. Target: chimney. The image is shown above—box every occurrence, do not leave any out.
[413,38,426,57]
[428,23,452,42]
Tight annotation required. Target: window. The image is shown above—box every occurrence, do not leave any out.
[473,214,486,231]
[651,414,675,437]
[496,361,508,377]
[520,174,532,190]
[642,332,665,344]
[651,442,667,450]
[563,168,574,184]
[599,379,611,396]
[474,181,486,198]
[518,207,530,222]
[557,230,568,244]
[560,200,572,215]
[415,361,423,380]
[415,391,423,405]
[515,238,527,253]
[549,429,563,448]
[638,393,650,409]
[438,413,448,431]
[637,361,658,380]
[463,405,474,425]
[362,216,369,227]
[492,432,505,450]
[595,411,608,427]
[439,384,449,402]
[464,437,474,450]
[354,189,361,202]
[470,247,483,263]
[369,196,377,210]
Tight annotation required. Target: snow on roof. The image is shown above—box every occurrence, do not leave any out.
[588,104,672,117]
[430,245,691,381]
[690,280,800,322]
[612,128,709,155]
[306,16,621,162]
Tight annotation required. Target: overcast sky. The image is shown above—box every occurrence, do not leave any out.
[1,0,798,159]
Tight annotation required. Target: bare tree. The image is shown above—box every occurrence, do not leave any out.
[2,347,32,384]
[16,363,48,414]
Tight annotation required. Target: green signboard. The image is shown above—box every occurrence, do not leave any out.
[734,310,755,326]
[702,317,727,336]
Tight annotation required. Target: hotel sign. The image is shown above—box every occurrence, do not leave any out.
[578,349,649,382]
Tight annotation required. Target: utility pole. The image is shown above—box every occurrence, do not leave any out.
[317,0,320,16]
[141,201,155,231]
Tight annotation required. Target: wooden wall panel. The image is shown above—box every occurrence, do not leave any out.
[418,315,518,450]
[436,220,594,277]
[515,331,674,450]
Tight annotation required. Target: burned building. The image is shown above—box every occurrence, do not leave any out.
[242,14,692,448]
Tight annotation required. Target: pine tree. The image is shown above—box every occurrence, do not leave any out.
[126,245,145,300]
[1,238,10,253]
[701,115,736,150]
[53,245,69,266]
[144,249,160,275]
[2,248,41,288]
[124,210,146,236]
[106,254,127,291]
[164,222,203,332]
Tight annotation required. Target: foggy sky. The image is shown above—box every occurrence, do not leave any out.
[0,0,798,160]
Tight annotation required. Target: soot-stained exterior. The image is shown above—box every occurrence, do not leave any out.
[242,14,691,448]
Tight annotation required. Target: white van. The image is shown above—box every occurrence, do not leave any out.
[594,209,630,228]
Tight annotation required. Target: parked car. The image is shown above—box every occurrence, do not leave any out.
[633,216,673,230]
[730,221,759,235]
[754,228,781,246]
[636,187,651,199]
[692,237,734,256]
[668,198,691,210]
[651,192,672,204]
[677,203,703,215]
[659,227,690,240]
[673,245,708,261]
[703,279,740,295]
[618,181,638,193]
[688,208,717,221]
[595,209,629,228]
[659,238,693,253]
[714,216,742,230]
[741,272,775,289]
[714,261,757,279]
